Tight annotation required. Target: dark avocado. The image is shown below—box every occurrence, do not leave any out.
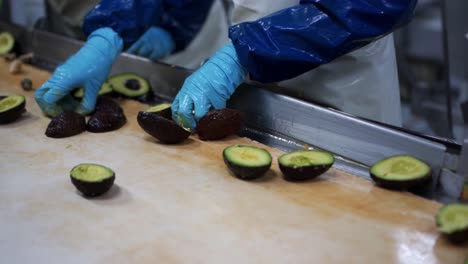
[278,150,335,181]
[21,78,33,91]
[0,32,15,56]
[369,155,432,190]
[137,103,190,144]
[70,163,115,197]
[107,73,150,98]
[436,204,468,244]
[86,97,127,133]
[223,145,272,180]
[45,111,86,138]
[461,184,468,201]
[197,108,244,140]
[73,82,113,99]
[0,95,26,124]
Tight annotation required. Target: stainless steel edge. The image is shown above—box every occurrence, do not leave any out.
[229,86,447,174]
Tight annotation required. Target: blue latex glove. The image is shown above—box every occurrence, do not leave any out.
[127,27,175,61]
[34,28,123,117]
[171,42,248,130]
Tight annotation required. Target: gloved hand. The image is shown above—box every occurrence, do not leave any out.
[34,28,123,117]
[127,27,175,61]
[171,42,248,130]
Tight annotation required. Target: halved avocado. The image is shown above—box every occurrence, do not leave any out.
[278,150,335,181]
[197,108,244,140]
[137,103,190,144]
[436,204,468,244]
[223,145,272,180]
[45,111,86,138]
[0,95,26,124]
[86,97,127,133]
[70,163,115,197]
[370,155,432,190]
[107,73,150,98]
[73,82,113,99]
[0,32,15,56]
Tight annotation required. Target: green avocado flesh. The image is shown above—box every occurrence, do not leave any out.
[107,73,150,97]
[145,103,171,113]
[436,204,468,234]
[0,95,24,112]
[71,164,114,182]
[279,150,334,168]
[73,83,113,98]
[0,32,14,55]
[370,155,430,181]
[224,145,272,167]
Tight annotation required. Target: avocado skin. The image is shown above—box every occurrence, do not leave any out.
[0,98,25,124]
[370,171,432,190]
[86,97,126,133]
[45,111,86,138]
[197,109,244,140]
[137,111,190,144]
[71,175,115,197]
[223,154,271,180]
[441,229,468,244]
[279,164,332,181]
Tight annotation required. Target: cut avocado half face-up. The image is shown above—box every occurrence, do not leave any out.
[370,155,431,190]
[0,95,26,124]
[107,73,150,98]
[73,82,113,99]
[0,32,15,55]
[70,163,115,197]
[436,204,468,244]
[278,150,334,181]
[223,145,272,180]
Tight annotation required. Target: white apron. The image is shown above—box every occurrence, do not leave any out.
[164,0,402,126]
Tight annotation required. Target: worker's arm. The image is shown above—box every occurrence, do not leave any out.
[171,0,417,130]
[82,0,214,51]
[229,0,417,83]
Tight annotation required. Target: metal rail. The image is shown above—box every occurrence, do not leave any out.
[0,21,464,202]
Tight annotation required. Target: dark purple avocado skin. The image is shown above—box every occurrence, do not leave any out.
[279,164,332,181]
[0,97,26,124]
[370,171,432,190]
[223,155,271,180]
[442,229,468,244]
[197,109,244,140]
[86,97,126,133]
[137,111,190,144]
[45,111,86,138]
[71,175,115,197]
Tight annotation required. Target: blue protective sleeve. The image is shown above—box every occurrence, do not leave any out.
[83,0,214,50]
[228,0,417,83]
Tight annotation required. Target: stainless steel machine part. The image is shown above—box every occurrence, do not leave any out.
[0,21,464,202]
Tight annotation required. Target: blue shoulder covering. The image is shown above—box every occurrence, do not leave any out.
[229,0,417,83]
[83,0,214,51]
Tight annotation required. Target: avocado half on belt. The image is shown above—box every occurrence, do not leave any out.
[70,163,115,197]
[0,32,15,55]
[369,155,432,190]
[223,145,272,180]
[0,95,26,124]
[278,150,335,181]
[197,108,244,141]
[73,82,113,99]
[137,103,190,144]
[107,73,150,98]
[436,203,468,244]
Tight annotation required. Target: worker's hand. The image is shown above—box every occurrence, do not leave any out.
[34,28,123,117]
[171,42,248,130]
[127,27,175,61]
